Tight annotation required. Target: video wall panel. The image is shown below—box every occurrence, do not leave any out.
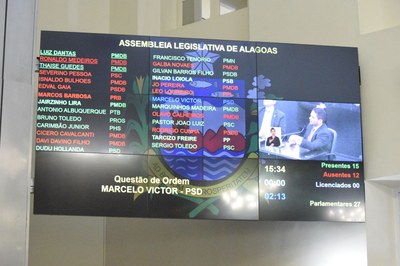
[34,31,364,222]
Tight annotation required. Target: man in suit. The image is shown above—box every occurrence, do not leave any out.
[258,99,286,139]
[288,107,332,153]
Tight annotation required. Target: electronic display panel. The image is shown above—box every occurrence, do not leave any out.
[34,31,364,222]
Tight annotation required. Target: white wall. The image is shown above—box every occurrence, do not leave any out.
[358,25,400,266]
[163,7,249,40]
[0,0,36,265]
[109,0,138,35]
[37,0,110,33]
[28,201,105,266]
[358,25,400,179]
[248,0,359,47]
[358,0,400,34]
[365,182,399,266]
[105,218,366,266]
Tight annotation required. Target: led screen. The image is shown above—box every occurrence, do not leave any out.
[34,31,365,222]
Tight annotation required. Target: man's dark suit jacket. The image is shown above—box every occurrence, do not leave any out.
[300,123,333,153]
[258,107,286,133]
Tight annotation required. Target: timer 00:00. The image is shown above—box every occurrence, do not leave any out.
[264,179,286,187]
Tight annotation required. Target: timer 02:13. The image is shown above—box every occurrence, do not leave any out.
[265,192,286,200]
